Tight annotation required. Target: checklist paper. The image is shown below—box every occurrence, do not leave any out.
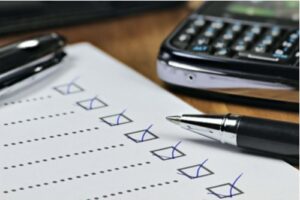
[0,43,298,200]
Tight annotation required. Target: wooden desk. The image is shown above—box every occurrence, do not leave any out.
[0,5,298,123]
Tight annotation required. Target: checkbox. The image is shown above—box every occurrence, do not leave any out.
[54,83,84,95]
[76,97,108,110]
[100,111,132,126]
[178,163,213,179]
[207,183,243,199]
[150,145,185,161]
[125,126,158,143]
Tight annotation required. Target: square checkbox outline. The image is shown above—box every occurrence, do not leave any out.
[206,183,244,199]
[100,113,133,126]
[53,83,84,95]
[177,164,214,179]
[124,129,159,143]
[76,97,108,111]
[150,146,185,161]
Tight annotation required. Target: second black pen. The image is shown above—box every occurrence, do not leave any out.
[167,114,299,163]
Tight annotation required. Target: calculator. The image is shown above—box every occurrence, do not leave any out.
[157,1,299,107]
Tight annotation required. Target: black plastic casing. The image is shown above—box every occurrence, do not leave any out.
[236,116,299,158]
[158,2,299,87]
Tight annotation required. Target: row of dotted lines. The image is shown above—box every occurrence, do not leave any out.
[3,144,125,170]
[3,111,75,126]
[2,161,151,194]
[87,179,179,200]
[3,126,100,148]
[1,95,52,107]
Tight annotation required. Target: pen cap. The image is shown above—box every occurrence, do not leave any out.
[0,33,66,74]
[236,116,299,157]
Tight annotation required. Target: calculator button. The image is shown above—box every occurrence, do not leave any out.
[222,29,234,41]
[261,35,273,46]
[173,41,188,49]
[203,27,217,38]
[193,18,205,27]
[243,32,255,43]
[214,40,228,49]
[254,44,267,53]
[273,49,289,60]
[191,45,209,53]
[233,45,247,52]
[231,23,242,32]
[270,27,281,37]
[197,36,210,45]
[211,21,224,30]
[274,49,284,55]
[173,34,191,49]
[282,41,292,48]
[272,54,289,60]
[185,27,197,35]
[250,25,262,35]
[178,34,191,42]
[214,48,230,56]
[281,41,293,53]
[223,33,234,41]
[288,31,299,42]
[232,40,248,51]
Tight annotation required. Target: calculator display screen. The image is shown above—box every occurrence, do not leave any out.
[226,1,299,22]
[201,1,299,26]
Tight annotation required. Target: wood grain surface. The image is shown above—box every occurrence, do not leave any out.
[0,4,298,124]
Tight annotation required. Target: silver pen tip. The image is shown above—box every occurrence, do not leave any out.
[166,115,181,125]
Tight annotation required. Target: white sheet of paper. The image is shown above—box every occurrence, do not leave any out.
[0,43,298,200]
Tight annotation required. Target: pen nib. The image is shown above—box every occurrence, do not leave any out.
[166,116,181,125]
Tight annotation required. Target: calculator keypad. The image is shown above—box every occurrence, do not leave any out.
[171,16,299,66]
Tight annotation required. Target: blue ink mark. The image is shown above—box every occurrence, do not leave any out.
[207,173,243,198]
[66,77,80,94]
[196,159,208,178]
[140,124,153,142]
[88,96,98,110]
[116,109,126,125]
[229,173,243,197]
[171,141,182,159]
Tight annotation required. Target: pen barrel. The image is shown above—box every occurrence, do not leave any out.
[236,116,299,157]
[0,33,65,74]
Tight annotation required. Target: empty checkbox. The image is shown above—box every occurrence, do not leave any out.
[207,183,243,199]
[76,97,108,110]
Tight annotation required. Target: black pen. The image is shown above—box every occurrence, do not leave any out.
[166,114,299,163]
[0,33,66,98]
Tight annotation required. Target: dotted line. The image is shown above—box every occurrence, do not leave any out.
[2,161,151,194]
[87,179,179,199]
[3,111,75,126]
[3,126,100,147]
[1,95,52,107]
[3,144,125,170]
